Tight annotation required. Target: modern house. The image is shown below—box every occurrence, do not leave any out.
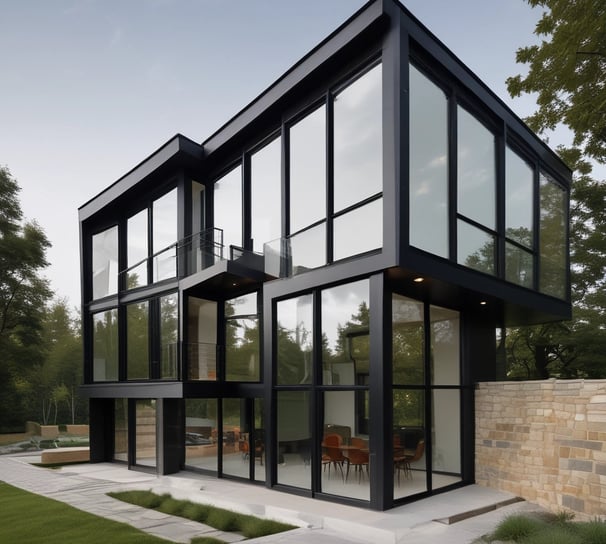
[79,0,571,511]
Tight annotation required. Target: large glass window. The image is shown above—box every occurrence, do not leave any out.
[214,166,242,257]
[114,399,128,462]
[457,106,496,229]
[160,293,178,379]
[185,399,218,471]
[289,223,326,275]
[457,220,495,275]
[127,209,148,289]
[505,148,534,247]
[393,389,427,498]
[251,137,281,252]
[289,106,326,235]
[409,65,448,258]
[152,189,177,282]
[222,398,248,479]
[430,306,460,386]
[505,147,534,288]
[322,390,371,500]
[225,293,259,382]
[127,301,149,380]
[392,296,463,500]
[321,280,369,386]
[91,226,118,299]
[333,199,382,261]
[276,390,311,489]
[392,295,424,385]
[135,399,156,467]
[276,295,313,385]
[333,63,382,212]
[92,309,118,382]
[187,297,217,381]
[539,172,567,299]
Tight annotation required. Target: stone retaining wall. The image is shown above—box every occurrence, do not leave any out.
[476,379,606,519]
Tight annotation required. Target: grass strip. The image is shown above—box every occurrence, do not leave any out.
[0,481,171,544]
[478,512,606,544]
[109,489,297,539]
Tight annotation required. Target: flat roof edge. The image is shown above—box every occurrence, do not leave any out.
[201,0,385,155]
[79,134,203,222]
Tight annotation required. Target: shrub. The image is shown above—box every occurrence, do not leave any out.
[574,520,606,544]
[157,496,187,516]
[181,502,211,523]
[490,514,544,542]
[524,526,582,544]
[205,509,239,532]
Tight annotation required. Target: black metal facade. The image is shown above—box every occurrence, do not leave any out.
[79,0,571,511]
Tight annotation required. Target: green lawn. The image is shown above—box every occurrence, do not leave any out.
[0,482,172,544]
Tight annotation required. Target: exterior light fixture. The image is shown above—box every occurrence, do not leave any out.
[480,301,487,306]
[413,277,424,283]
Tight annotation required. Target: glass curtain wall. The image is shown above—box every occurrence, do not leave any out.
[152,189,178,282]
[91,226,118,299]
[127,301,149,380]
[187,297,217,380]
[276,295,313,489]
[114,399,128,462]
[333,63,383,261]
[539,172,567,299]
[127,209,148,289]
[392,295,426,498]
[214,166,242,259]
[160,293,178,379]
[225,293,259,381]
[275,279,371,502]
[409,65,448,257]
[457,106,497,274]
[185,399,218,471]
[392,294,462,500]
[289,106,327,273]
[505,147,534,287]
[321,280,370,500]
[135,399,156,467]
[429,306,461,490]
[92,309,118,381]
[251,137,281,253]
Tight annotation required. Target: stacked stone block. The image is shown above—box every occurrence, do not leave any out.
[476,379,606,519]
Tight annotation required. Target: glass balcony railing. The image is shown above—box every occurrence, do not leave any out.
[264,236,325,278]
[118,228,266,290]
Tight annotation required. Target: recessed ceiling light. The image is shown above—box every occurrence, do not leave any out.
[413,277,424,283]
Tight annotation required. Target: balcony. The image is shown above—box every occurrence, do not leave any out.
[119,228,266,295]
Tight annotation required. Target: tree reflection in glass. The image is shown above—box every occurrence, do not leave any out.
[225,293,259,382]
[276,295,313,385]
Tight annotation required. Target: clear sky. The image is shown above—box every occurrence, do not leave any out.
[1,0,552,308]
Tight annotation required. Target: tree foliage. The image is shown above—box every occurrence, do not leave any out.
[507,0,606,163]
[0,167,85,431]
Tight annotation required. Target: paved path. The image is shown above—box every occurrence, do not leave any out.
[0,454,544,543]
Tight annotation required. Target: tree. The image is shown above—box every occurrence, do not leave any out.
[0,166,53,431]
[36,299,84,424]
[507,0,606,163]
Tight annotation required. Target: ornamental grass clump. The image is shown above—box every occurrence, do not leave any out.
[109,489,297,539]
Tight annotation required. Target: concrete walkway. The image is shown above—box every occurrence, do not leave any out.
[0,454,544,543]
